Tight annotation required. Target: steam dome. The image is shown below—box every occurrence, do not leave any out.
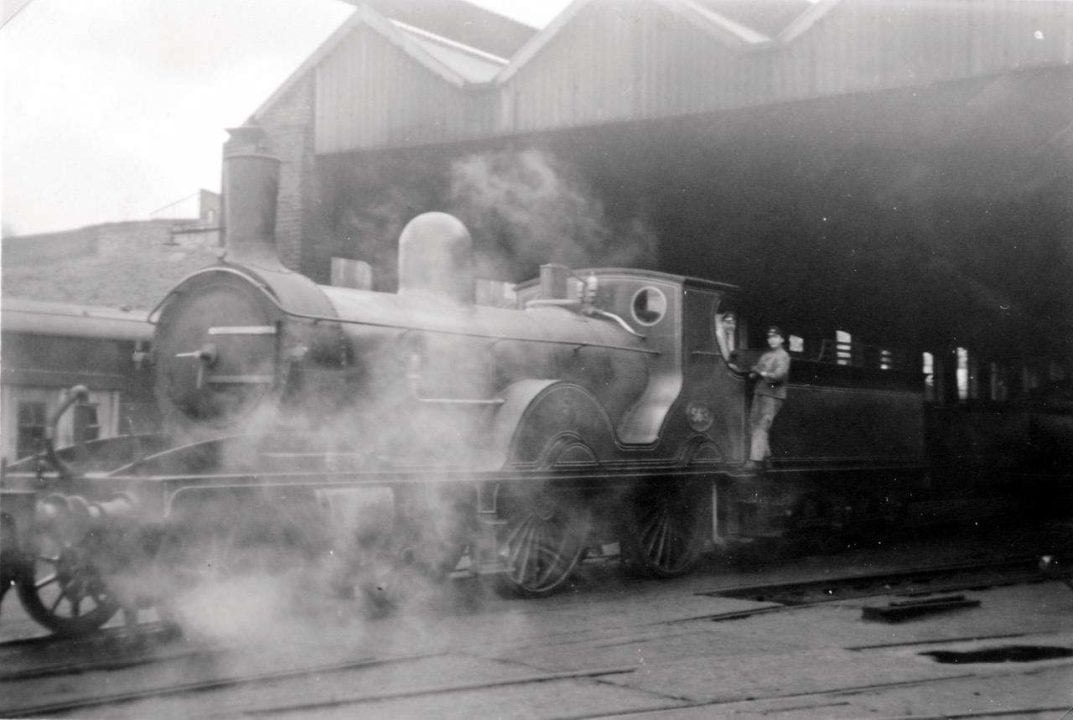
[397,212,475,303]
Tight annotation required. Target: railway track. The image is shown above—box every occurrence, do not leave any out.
[686,555,1051,622]
[553,671,1073,720]
[14,639,1064,720]
[2,650,444,717]
[3,648,636,718]
[0,622,182,681]
[1,552,1065,718]
[2,555,1037,675]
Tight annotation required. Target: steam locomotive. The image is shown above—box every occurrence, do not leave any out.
[1,126,1064,637]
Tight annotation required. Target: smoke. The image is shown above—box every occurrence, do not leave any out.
[123,151,656,651]
[147,478,484,651]
[142,351,496,649]
[324,147,658,289]
[449,148,658,281]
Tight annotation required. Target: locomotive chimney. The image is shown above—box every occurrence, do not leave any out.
[222,124,282,268]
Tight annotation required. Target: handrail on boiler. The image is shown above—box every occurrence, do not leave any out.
[150,266,660,355]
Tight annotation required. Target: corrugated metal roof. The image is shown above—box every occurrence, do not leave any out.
[353,0,536,58]
[497,0,776,85]
[314,24,488,152]
[494,0,1073,134]
[655,0,773,46]
[390,19,507,82]
[690,0,817,38]
[254,5,506,121]
[258,0,1072,152]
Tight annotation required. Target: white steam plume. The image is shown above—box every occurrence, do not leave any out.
[449,149,657,280]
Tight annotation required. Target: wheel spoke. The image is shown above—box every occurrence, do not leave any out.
[517,520,539,584]
[642,513,657,556]
[34,573,59,590]
[504,514,531,553]
[18,537,120,635]
[507,517,532,568]
[495,490,588,598]
[654,513,671,568]
[534,523,552,577]
[528,524,545,583]
[664,512,685,564]
[534,526,551,570]
[534,519,552,556]
[530,521,549,579]
[623,483,703,579]
[515,519,537,578]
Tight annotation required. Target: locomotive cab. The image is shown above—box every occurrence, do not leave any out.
[515,267,748,463]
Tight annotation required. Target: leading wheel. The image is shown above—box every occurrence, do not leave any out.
[393,486,476,581]
[493,487,591,598]
[620,480,707,578]
[153,492,325,626]
[16,531,120,637]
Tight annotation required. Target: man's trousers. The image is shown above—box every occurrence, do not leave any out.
[749,394,783,462]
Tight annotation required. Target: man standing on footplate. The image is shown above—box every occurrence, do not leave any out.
[744,326,790,471]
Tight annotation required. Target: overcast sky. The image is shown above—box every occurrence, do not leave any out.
[1,0,567,237]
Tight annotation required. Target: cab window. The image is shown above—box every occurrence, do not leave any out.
[714,311,741,361]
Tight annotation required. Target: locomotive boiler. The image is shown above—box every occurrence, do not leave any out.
[1,125,937,636]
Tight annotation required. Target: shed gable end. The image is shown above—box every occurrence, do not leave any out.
[499,1,764,133]
[315,26,493,153]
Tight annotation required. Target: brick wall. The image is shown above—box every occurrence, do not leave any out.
[254,72,330,280]
[3,221,178,267]
[198,189,221,225]
[2,220,220,309]
[3,227,98,266]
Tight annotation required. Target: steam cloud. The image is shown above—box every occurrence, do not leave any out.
[449,148,657,281]
[113,148,650,650]
[147,340,496,648]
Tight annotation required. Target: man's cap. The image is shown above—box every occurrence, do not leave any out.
[766,326,784,337]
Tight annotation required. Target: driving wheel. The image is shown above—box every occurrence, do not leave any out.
[620,480,707,578]
[493,487,591,598]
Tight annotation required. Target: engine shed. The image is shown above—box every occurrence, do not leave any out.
[246,0,1072,405]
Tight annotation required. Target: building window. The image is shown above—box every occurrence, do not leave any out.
[74,403,100,444]
[990,362,1008,402]
[956,347,979,400]
[16,401,47,460]
[923,352,936,402]
[1020,365,1035,394]
[957,347,968,400]
[836,330,852,366]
